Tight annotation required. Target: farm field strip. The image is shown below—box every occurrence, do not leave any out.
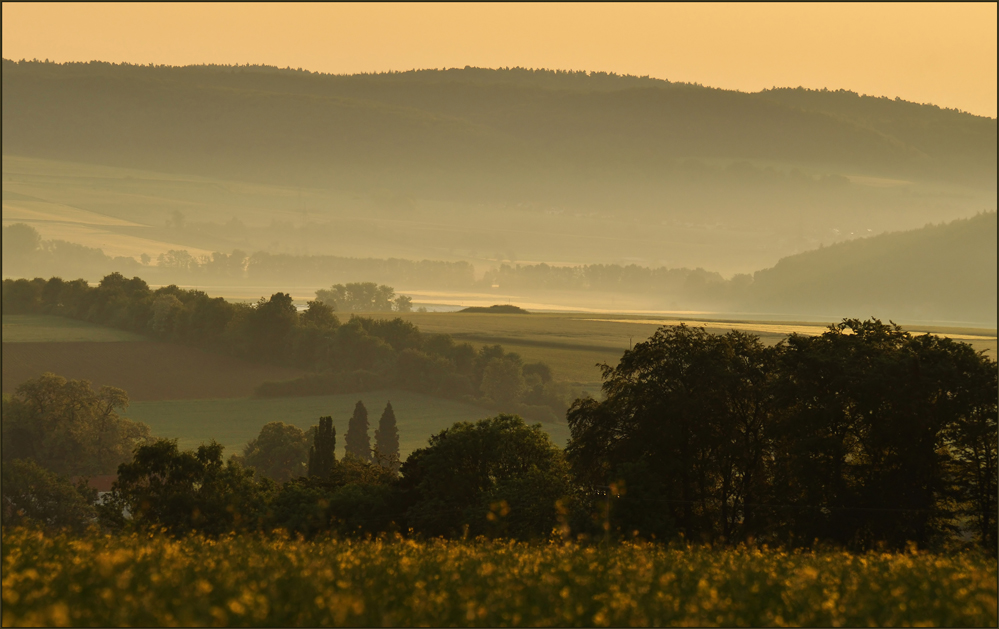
[126,390,570,457]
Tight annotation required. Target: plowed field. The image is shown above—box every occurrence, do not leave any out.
[1,341,305,401]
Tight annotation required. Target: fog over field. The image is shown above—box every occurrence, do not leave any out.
[2,60,996,325]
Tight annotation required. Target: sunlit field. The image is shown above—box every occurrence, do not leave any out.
[358,312,998,387]
[2,529,995,627]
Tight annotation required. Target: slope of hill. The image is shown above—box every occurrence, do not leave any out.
[4,61,994,188]
[747,212,998,325]
[3,61,995,274]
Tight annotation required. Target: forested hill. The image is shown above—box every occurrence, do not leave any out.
[3,60,994,191]
[747,212,998,324]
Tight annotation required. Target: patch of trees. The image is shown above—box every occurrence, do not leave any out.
[315,282,412,312]
[95,414,565,541]
[1,373,151,477]
[478,262,745,306]
[0,273,569,422]
[1,223,475,290]
[1,459,99,533]
[567,319,997,552]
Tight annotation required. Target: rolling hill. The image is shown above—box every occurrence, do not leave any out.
[3,61,995,274]
[747,212,998,325]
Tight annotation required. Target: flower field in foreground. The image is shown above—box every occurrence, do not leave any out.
[2,529,996,627]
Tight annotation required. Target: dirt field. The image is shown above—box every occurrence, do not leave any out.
[2,341,305,401]
[127,390,568,457]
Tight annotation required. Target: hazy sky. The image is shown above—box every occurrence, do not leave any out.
[3,3,996,117]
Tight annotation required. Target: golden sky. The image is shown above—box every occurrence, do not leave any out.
[3,2,996,117]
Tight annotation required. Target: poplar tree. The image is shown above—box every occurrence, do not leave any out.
[345,401,371,462]
[374,401,400,473]
[307,416,336,478]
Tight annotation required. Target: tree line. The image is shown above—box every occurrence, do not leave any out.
[2,223,475,290]
[2,318,995,553]
[8,212,994,323]
[1,273,570,422]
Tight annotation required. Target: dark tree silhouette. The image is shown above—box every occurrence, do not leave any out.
[566,319,998,551]
[374,401,400,473]
[307,416,336,478]
[345,401,371,462]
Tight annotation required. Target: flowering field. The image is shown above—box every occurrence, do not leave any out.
[2,529,996,627]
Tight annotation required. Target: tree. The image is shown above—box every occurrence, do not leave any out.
[947,350,998,553]
[2,222,41,260]
[241,422,310,483]
[393,295,413,313]
[480,355,526,404]
[315,282,397,312]
[250,292,299,361]
[769,320,972,549]
[300,299,339,329]
[1,373,151,477]
[374,402,400,473]
[345,401,371,461]
[101,439,269,535]
[401,415,570,539]
[307,416,336,478]
[1,459,97,532]
[566,324,778,542]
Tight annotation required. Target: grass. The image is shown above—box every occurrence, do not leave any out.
[126,390,570,459]
[1,314,147,343]
[3,529,995,627]
[2,339,304,401]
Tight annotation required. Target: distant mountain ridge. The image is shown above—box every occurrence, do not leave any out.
[3,60,994,191]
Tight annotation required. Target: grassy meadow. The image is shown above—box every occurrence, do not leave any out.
[126,390,570,458]
[1,314,147,343]
[3,529,996,627]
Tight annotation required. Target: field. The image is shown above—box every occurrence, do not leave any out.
[358,311,998,390]
[2,314,148,343]
[3,529,996,627]
[1,340,305,400]
[4,312,992,456]
[126,390,569,458]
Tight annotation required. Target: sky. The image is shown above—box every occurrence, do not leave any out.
[2,2,997,118]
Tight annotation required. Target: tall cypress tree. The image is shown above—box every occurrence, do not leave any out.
[344,401,371,462]
[374,401,400,472]
[307,416,336,478]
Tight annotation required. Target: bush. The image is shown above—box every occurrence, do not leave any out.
[1,459,97,532]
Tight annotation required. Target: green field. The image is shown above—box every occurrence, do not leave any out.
[1,314,147,343]
[127,389,570,458]
[3,529,995,627]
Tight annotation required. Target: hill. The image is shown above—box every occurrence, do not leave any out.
[458,304,530,314]
[746,212,998,325]
[3,61,995,274]
[4,62,994,188]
